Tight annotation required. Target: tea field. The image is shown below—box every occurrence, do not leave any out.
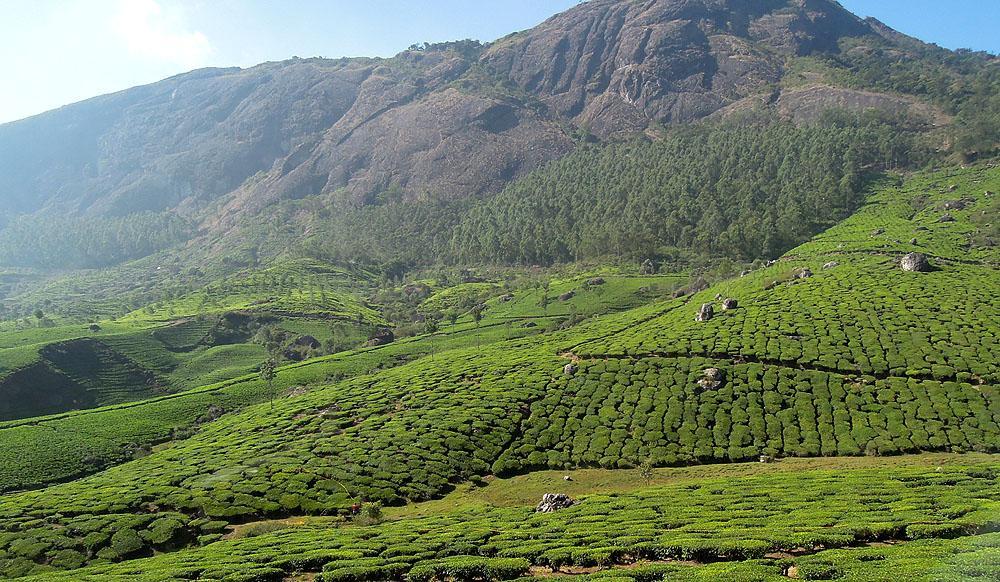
[0,165,996,579]
[13,456,1000,581]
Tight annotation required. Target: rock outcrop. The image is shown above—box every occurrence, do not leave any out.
[536,493,576,513]
[482,0,875,137]
[698,367,724,389]
[900,252,931,272]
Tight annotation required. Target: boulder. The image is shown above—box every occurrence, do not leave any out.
[938,214,956,223]
[794,268,813,279]
[698,367,724,390]
[871,228,885,237]
[640,259,656,275]
[949,184,958,191]
[909,238,918,245]
[900,252,931,272]
[563,363,578,376]
[587,277,606,286]
[695,303,714,322]
[942,200,968,211]
[558,291,575,301]
[722,298,738,311]
[535,493,575,513]
[822,261,839,270]
[759,455,775,464]
[498,294,515,303]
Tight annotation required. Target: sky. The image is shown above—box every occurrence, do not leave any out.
[0,0,997,125]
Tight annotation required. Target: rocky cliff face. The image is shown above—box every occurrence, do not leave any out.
[0,0,945,242]
[481,0,874,136]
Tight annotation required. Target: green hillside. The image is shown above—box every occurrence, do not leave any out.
[0,165,994,579]
[0,259,388,421]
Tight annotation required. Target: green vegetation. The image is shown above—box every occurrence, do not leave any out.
[0,259,389,421]
[0,165,994,579]
[299,115,927,269]
[12,457,999,581]
[0,270,675,491]
[0,211,193,270]
[815,36,999,157]
[119,258,381,325]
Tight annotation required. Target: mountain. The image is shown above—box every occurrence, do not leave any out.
[0,2,998,579]
[480,0,873,134]
[0,0,993,256]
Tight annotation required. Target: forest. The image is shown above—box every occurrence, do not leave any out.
[303,112,927,268]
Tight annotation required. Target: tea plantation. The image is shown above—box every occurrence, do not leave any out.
[0,165,996,579]
[15,458,1000,581]
[0,259,386,421]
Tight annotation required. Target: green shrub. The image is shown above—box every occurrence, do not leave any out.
[323,562,408,582]
[407,556,530,581]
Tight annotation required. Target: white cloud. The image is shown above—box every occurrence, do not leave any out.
[112,0,212,68]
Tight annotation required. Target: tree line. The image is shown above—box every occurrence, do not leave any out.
[303,112,927,268]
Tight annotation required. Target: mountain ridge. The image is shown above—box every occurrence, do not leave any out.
[0,0,995,274]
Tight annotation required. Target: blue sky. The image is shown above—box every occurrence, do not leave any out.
[1,0,997,124]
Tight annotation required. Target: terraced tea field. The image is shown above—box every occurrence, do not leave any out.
[15,455,1000,581]
[0,165,996,580]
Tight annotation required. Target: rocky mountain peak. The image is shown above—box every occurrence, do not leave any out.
[481,0,876,136]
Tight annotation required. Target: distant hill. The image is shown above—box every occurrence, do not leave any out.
[0,0,996,274]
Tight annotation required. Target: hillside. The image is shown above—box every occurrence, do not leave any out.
[0,2,997,580]
[0,164,994,579]
[0,0,996,275]
[0,259,384,421]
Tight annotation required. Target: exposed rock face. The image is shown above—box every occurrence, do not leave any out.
[900,252,931,272]
[536,493,576,513]
[482,0,874,137]
[696,303,714,322]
